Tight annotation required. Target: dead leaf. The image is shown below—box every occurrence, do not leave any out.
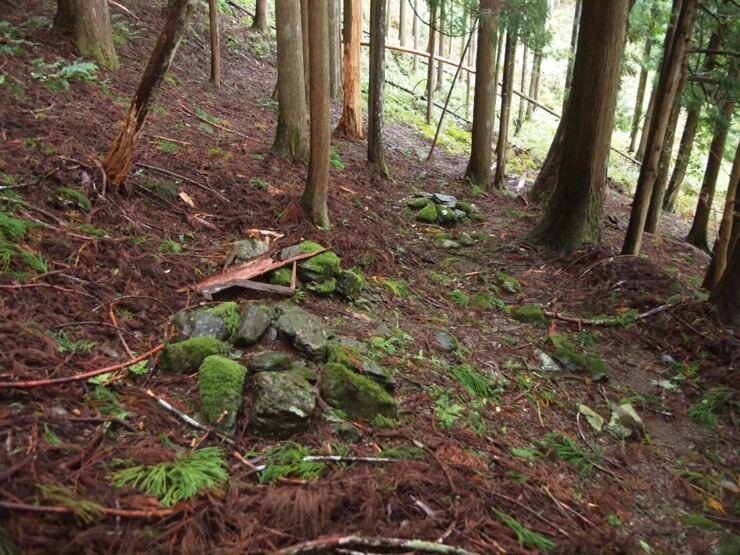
[179,191,195,207]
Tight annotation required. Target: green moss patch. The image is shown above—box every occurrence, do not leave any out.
[321,363,397,421]
[161,337,229,374]
[511,304,548,327]
[550,335,608,381]
[198,355,248,430]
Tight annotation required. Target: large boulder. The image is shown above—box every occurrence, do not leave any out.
[276,305,332,360]
[198,355,248,431]
[321,363,397,422]
[173,309,229,340]
[161,337,229,374]
[250,370,317,437]
[231,304,274,346]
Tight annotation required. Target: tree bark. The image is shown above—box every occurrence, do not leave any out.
[704,140,740,290]
[622,0,697,256]
[525,50,541,121]
[274,0,309,162]
[103,0,196,192]
[529,112,566,203]
[663,106,699,212]
[300,0,310,100]
[529,0,629,255]
[436,1,445,92]
[710,226,740,326]
[492,26,504,113]
[412,0,419,71]
[399,0,407,46]
[367,0,388,176]
[252,0,268,32]
[54,0,118,68]
[337,0,363,138]
[493,30,516,189]
[563,0,581,108]
[385,0,391,37]
[465,11,476,119]
[301,0,331,228]
[328,0,342,99]
[208,0,220,87]
[635,77,657,161]
[644,102,682,233]
[425,6,437,124]
[464,0,499,189]
[685,98,736,252]
[515,42,528,135]
[628,30,653,152]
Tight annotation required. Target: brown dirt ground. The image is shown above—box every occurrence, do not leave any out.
[0,2,738,554]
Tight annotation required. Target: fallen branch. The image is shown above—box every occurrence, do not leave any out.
[0,196,64,225]
[178,102,265,144]
[270,535,480,555]
[135,162,228,202]
[302,455,401,464]
[0,343,165,389]
[543,303,674,327]
[0,500,173,519]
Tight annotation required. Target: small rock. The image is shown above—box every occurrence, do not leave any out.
[415,192,434,198]
[198,355,248,431]
[250,370,317,437]
[436,204,457,223]
[454,209,467,220]
[247,350,294,373]
[231,305,274,346]
[457,232,475,247]
[536,349,561,372]
[335,422,362,443]
[605,403,645,439]
[416,203,438,223]
[321,363,397,421]
[495,271,522,294]
[326,344,396,391]
[282,241,341,282]
[336,269,366,300]
[433,329,458,351]
[440,239,461,249]
[432,193,457,207]
[161,336,229,374]
[232,238,269,263]
[578,404,605,432]
[276,305,332,360]
[173,309,229,341]
[407,197,432,209]
[330,336,369,355]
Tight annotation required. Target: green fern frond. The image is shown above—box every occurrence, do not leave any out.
[541,433,600,475]
[258,442,326,484]
[0,210,29,240]
[37,484,105,524]
[493,508,556,551]
[58,188,91,212]
[451,364,495,398]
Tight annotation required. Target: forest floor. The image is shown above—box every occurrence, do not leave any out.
[0,1,738,554]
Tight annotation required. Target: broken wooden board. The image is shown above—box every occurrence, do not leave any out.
[178,247,327,296]
[199,279,295,298]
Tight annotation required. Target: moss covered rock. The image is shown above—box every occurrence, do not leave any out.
[495,272,522,294]
[455,201,479,214]
[321,363,397,421]
[232,238,269,263]
[251,370,317,437]
[276,305,332,360]
[436,204,457,223]
[336,269,366,300]
[247,350,294,373]
[283,241,341,282]
[161,337,229,374]
[416,203,438,223]
[198,355,248,430]
[326,344,395,391]
[231,304,274,346]
[407,197,432,209]
[207,302,240,335]
[550,334,608,382]
[511,304,548,327]
[173,309,229,340]
[306,277,337,296]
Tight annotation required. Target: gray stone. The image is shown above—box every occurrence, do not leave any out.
[495,271,522,294]
[231,305,273,346]
[161,337,229,374]
[330,336,369,355]
[276,305,332,360]
[407,197,432,209]
[578,404,605,432]
[232,238,269,263]
[336,422,362,442]
[441,239,461,249]
[433,329,458,351]
[415,192,434,198]
[454,209,467,220]
[432,193,457,207]
[247,350,294,373]
[605,403,645,439]
[326,344,396,391]
[173,309,229,341]
[251,371,317,437]
[336,270,366,300]
[457,232,475,247]
[322,363,397,421]
[436,204,458,223]
[536,350,561,372]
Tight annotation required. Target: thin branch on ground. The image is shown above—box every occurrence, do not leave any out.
[270,534,481,555]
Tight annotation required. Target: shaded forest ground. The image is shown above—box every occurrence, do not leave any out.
[0,1,738,553]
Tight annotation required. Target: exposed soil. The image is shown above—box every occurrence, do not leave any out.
[0,2,738,554]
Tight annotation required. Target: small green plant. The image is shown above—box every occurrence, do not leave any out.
[248,177,270,189]
[159,237,183,254]
[330,150,345,170]
[449,289,471,307]
[86,386,130,419]
[37,484,104,524]
[541,433,600,475]
[493,508,556,551]
[111,447,229,506]
[434,394,465,429]
[258,442,326,484]
[370,276,411,298]
[49,329,96,353]
[152,104,167,116]
[30,58,98,91]
[450,364,497,399]
[194,107,220,125]
[159,140,179,153]
[57,187,91,212]
[427,270,453,285]
[687,387,738,427]
[472,291,505,310]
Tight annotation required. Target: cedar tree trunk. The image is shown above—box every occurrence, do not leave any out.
[328,0,342,99]
[635,78,657,161]
[663,106,699,212]
[525,50,542,121]
[515,43,528,135]
[274,0,309,162]
[529,0,629,255]
[208,0,220,87]
[301,0,310,100]
[628,30,653,152]
[425,6,437,124]
[54,0,118,68]
[563,0,581,107]
[464,0,499,189]
[252,0,268,32]
[367,0,388,176]
[644,102,682,233]
[412,0,419,71]
[399,0,407,46]
[493,30,516,189]
[622,0,697,255]
[436,1,445,92]
[103,0,196,192]
[337,0,363,138]
[711,230,740,326]
[301,0,331,227]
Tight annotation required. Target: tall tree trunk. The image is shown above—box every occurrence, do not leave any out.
[525,50,541,121]
[399,0,407,46]
[644,102,682,233]
[710,227,740,325]
[464,0,499,189]
[300,0,310,100]
[529,0,629,255]
[328,0,342,99]
[274,0,309,162]
[685,99,736,252]
[635,78,657,161]
[628,31,653,152]
[252,0,268,32]
[563,0,581,108]
[368,0,388,176]
[493,30,516,189]
[529,112,566,203]
[704,140,740,290]
[103,0,196,191]
[337,0,363,138]
[436,1,445,92]
[412,0,419,71]
[465,11,476,119]
[54,0,118,68]
[622,0,697,256]
[208,0,220,87]
[663,106,699,212]
[385,0,391,37]
[301,0,331,228]
[515,42,528,135]
[492,26,504,115]
[425,6,437,124]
